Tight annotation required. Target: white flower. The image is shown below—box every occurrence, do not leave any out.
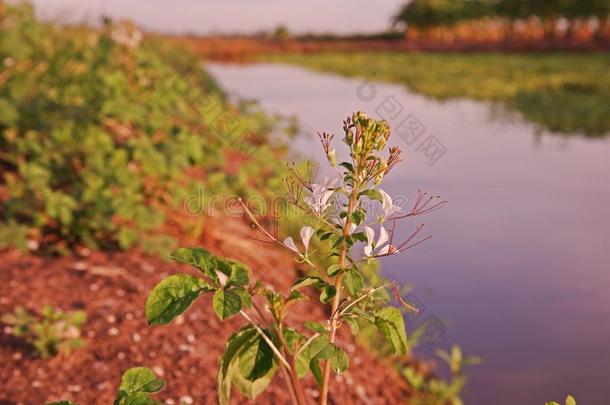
[363,225,394,257]
[300,226,314,254]
[283,226,315,255]
[304,177,338,216]
[111,21,143,49]
[378,189,401,223]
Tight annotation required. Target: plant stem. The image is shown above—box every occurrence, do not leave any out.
[278,323,309,405]
[319,181,360,405]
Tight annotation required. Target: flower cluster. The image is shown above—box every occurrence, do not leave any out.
[110,20,143,49]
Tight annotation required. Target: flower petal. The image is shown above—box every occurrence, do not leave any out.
[300,226,314,253]
[282,237,299,253]
[377,226,389,247]
[364,226,375,245]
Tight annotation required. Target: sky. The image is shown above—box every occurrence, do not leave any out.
[27,0,403,35]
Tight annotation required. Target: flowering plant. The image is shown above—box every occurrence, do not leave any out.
[145,112,445,404]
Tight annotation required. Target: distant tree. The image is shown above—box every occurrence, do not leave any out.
[272,24,291,40]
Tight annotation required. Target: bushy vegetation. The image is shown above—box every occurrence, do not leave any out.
[263,52,610,136]
[0,2,285,253]
[2,305,86,358]
[394,0,610,30]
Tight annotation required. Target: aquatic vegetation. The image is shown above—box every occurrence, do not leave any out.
[263,52,610,136]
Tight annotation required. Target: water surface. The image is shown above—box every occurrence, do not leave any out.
[208,63,610,404]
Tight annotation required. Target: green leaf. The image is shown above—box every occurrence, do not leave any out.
[319,285,336,304]
[291,276,324,291]
[339,162,354,172]
[566,395,576,405]
[219,327,258,405]
[218,326,277,404]
[233,287,252,309]
[213,289,242,320]
[326,264,342,277]
[374,307,408,355]
[350,210,365,225]
[344,268,364,296]
[358,189,383,202]
[238,333,276,381]
[345,317,359,335]
[146,275,213,325]
[118,367,165,394]
[231,364,275,400]
[216,259,250,287]
[309,358,323,386]
[304,321,327,334]
[351,307,375,323]
[169,247,218,282]
[330,346,349,373]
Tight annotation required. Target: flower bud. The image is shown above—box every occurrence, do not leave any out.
[327,148,337,167]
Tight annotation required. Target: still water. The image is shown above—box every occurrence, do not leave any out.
[207,63,610,404]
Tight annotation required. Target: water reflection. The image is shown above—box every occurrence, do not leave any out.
[207,62,610,404]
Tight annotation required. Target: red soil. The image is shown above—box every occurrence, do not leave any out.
[0,214,410,404]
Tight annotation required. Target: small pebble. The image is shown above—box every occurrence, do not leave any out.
[148,351,157,358]
[26,240,40,251]
[132,333,141,342]
[186,334,195,343]
[87,330,96,338]
[12,352,22,360]
[107,315,117,324]
[67,385,82,392]
[141,262,155,273]
[153,366,164,377]
[117,352,126,360]
[109,327,119,336]
[4,326,12,334]
[117,289,126,297]
[179,395,194,405]
[73,262,87,271]
[165,400,175,405]
[90,283,100,292]
[125,313,134,321]
[31,380,42,388]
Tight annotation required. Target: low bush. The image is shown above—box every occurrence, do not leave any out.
[1,305,86,358]
[0,2,284,254]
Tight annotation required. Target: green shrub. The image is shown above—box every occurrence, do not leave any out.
[47,366,166,405]
[0,2,284,253]
[1,305,87,358]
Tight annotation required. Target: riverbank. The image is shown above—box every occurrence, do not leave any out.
[258,52,610,136]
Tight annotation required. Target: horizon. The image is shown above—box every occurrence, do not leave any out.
[26,0,402,35]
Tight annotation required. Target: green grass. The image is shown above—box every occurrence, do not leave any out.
[262,52,610,136]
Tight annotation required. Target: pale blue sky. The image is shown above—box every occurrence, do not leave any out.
[28,0,402,35]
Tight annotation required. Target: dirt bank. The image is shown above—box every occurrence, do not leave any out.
[0,214,410,404]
